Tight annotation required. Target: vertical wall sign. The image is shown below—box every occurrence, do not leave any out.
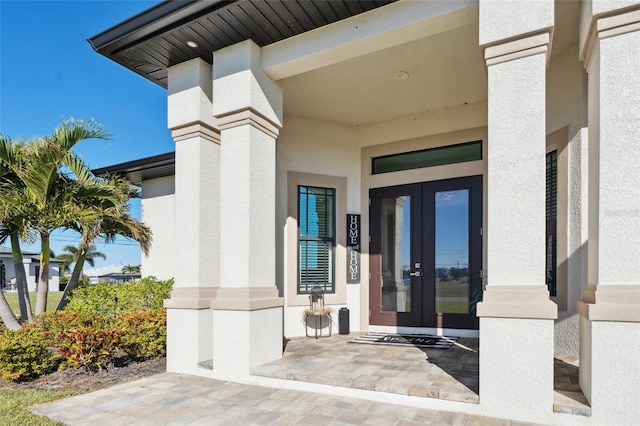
[347,214,361,283]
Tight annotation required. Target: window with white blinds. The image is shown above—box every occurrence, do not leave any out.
[298,185,335,294]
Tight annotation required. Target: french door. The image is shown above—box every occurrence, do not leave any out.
[369,176,482,329]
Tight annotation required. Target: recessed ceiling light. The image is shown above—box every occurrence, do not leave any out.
[186,41,198,48]
[394,71,409,81]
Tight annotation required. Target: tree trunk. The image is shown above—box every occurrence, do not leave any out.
[56,250,87,311]
[35,232,50,314]
[10,233,32,322]
[0,291,21,330]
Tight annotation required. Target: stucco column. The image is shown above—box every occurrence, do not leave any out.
[476,0,557,421]
[577,3,640,423]
[163,59,220,376]
[210,40,284,380]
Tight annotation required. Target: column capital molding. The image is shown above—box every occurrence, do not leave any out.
[215,107,281,139]
[171,121,220,144]
[482,30,552,67]
[164,286,219,310]
[577,284,640,322]
[211,286,284,311]
[477,285,558,320]
[581,6,640,70]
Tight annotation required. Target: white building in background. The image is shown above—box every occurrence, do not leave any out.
[0,246,60,292]
[91,1,640,424]
[93,153,175,282]
[83,265,142,284]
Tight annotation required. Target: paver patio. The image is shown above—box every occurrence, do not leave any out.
[33,373,541,425]
[32,332,589,424]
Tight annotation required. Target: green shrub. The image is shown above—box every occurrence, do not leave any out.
[65,277,173,317]
[0,308,168,381]
[118,310,167,361]
[38,311,120,372]
[0,324,57,381]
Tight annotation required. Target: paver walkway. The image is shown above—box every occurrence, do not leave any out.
[33,373,541,425]
[253,334,479,403]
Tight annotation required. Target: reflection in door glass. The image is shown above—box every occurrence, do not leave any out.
[435,190,469,314]
[380,196,411,313]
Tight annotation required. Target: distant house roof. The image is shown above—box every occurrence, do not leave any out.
[0,246,61,264]
[84,265,129,277]
[0,246,38,256]
[88,0,396,88]
[92,152,175,186]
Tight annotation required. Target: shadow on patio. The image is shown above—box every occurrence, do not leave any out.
[252,332,591,417]
[251,333,479,404]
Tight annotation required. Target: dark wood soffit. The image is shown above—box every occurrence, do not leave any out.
[92,152,175,186]
[89,0,397,89]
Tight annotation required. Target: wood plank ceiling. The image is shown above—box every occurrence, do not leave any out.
[94,0,397,88]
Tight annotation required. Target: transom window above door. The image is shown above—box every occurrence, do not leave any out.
[372,140,482,175]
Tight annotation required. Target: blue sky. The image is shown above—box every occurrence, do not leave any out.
[0,0,173,269]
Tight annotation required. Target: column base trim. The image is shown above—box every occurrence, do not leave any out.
[476,285,558,319]
[164,287,219,309]
[211,286,284,311]
[577,284,640,322]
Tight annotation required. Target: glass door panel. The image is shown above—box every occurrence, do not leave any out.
[434,189,470,314]
[380,196,411,313]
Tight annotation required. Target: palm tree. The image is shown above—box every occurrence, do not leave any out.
[121,264,141,278]
[0,136,34,322]
[0,285,21,330]
[121,264,140,275]
[3,119,111,314]
[56,174,152,311]
[56,243,106,280]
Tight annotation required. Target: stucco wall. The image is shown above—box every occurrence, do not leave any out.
[141,176,176,280]
[547,41,589,358]
[277,101,488,337]
[276,116,359,337]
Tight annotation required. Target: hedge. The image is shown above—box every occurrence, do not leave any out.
[64,277,173,317]
[0,277,173,381]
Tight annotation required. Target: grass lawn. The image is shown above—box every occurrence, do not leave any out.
[0,388,80,425]
[3,292,63,317]
[435,301,469,314]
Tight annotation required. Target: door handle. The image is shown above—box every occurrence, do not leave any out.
[409,271,422,277]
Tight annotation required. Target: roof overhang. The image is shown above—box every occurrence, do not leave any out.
[92,152,175,186]
[89,0,397,88]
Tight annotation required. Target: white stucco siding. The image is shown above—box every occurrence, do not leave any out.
[141,176,176,280]
[48,265,59,292]
[487,52,547,286]
[546,40,589,357]
[167,59,215,130]
[479,0,554,46]
[356,101,487,148]
[276,116,359,336]
[277,104,488,336]
[547,42,586,137]
[1,258,59,293]
[595,30,640,285]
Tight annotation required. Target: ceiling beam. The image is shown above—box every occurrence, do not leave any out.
[261,0,477,81]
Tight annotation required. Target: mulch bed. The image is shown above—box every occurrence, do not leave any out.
[0,358,166,392]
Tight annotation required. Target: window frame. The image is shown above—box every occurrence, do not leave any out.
[546,150,557,297]
[287,172,347,306]
[297,185,336,294]
[545,127,569,311]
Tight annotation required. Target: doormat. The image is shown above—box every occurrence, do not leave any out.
[349,332,457,349]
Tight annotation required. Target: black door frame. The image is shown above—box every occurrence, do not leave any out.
[369,175,483,329]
